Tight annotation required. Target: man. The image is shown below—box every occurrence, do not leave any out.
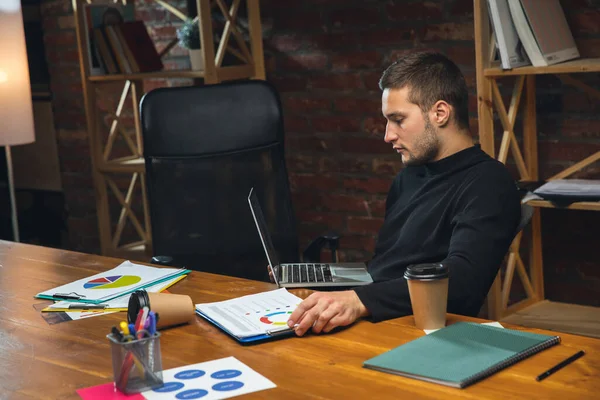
[286,51,521,336]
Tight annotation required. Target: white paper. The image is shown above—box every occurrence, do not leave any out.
[522,191,542,203]
[63,310,118,320]
[195,288,302,338]
[534,179,600,195]
[45,274,186,311]
[424,321,504,335]
[35,261,187,303]
[142,356,276,400]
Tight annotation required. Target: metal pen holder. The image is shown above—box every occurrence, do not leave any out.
[107,332,164,394]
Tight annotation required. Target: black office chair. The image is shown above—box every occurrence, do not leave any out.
[139,80,338,281]
[485,201,534,318]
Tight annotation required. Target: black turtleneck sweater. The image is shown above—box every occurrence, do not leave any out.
[354,145,521,322]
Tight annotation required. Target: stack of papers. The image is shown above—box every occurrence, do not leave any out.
[42,273,188,313]
[195,288,302,343]
[526,179,600,204]
[36,261,191,304]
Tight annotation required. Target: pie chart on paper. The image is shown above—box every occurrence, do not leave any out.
[259,311,292,326]
[83,275,142,289]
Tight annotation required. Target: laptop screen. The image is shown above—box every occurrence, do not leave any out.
[248,188,281,285]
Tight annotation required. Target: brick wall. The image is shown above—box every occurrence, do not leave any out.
[40,0,599,306]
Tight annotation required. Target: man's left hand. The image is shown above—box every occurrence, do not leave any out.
[287,291,369,336]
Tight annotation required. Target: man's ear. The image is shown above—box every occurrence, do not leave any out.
[431,101,451,127]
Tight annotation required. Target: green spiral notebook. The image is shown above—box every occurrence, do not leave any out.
[363,322,560,388]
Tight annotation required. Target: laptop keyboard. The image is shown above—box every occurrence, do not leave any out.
[283,264,333,283]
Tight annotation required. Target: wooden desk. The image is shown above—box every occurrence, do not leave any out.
[0,240,598,399]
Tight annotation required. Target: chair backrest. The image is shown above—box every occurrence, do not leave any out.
[140,80,299,281]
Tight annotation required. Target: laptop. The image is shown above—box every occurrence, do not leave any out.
[248,188,373,288]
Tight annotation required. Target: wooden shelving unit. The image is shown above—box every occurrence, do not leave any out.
[474,0,599,337]
[483,57,600,76]
[72,0,265,258]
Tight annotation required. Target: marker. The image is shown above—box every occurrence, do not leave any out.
[120,321,130,336]
[147,312,156,335]
[135,307,149,339]
[536,350,585,381]
[128,323,137,338]
[111,326,124,342]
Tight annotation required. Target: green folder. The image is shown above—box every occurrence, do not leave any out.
[363,322,560,388]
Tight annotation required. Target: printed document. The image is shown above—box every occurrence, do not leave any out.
[142,357,275,400]
[195,288,302,338]
[35,260,189,303]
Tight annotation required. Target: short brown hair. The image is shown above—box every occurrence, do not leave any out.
[379,52,470,130]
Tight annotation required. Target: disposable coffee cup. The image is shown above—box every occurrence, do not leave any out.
[128,290,194,330]
[404,263,449,330]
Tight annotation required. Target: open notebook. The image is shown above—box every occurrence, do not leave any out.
[363,322,560,388]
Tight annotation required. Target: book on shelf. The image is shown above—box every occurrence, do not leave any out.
[118,21,164,73]
[92,28,118,74]
[114,25,141,73]
[363,322,560,389]
[487,0,530,69]
[82,3,163,76]
[507,0,579,67]
[83,3,135,75]
[104,24,133,74]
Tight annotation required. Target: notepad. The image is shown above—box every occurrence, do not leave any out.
[363,322,560,388]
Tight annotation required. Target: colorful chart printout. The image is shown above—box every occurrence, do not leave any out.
[83,275,142,289]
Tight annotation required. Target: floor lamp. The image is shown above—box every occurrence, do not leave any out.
[0,1,36,242]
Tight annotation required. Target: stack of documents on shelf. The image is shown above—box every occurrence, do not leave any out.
[507,0,579,67]
[487,0,530,69]
[196,288,302,343]
[35,260,190,304]
[523,179,600,206]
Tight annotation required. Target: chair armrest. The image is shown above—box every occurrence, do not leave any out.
[150,255,175,266]
[302,231,340,263]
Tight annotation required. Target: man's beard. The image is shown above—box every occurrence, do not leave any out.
[402,116,440,166]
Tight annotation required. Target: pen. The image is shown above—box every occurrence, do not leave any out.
[536,350,585,381]
[68,304,107,310]
[266,324,299,336]
[53,293,82,300]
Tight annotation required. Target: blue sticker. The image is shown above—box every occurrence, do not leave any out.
[153,381,185,392]
[175,389,208,399]
[212,381,244,391]
[174,369,206,380]
[211,369,242,379]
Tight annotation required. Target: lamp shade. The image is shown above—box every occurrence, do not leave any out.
[0,0,35,146]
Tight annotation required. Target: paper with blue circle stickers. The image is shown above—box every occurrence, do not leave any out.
[142,356,275,400]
